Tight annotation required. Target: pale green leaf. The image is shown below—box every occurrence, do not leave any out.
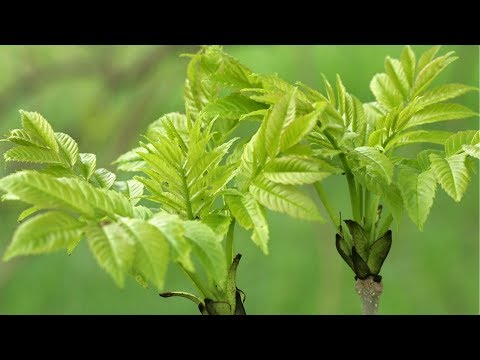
[132,205,153,220]
[4,128,46,147]
[17,205,42,222]
[296,81,328,103]
[346,95,367,146]
[67,234,83,255]
[0,170,133,218]
[55,132,78,167]
[279,103,325,151]
[149,213,193,272]
[0,171,95,217]
[203,93,265,120]
[312,148,343,159]
[119,218,170,290]
[202,213,231,239]
[353,166,388,195]
[417,46,441,73]
[417,149,444,171]
[3,211,85,261]
[126,179,144,205]
[282,143,314,157]
[4,146,64,165]
[398,167,437,230]
[386,130,453,151]
[19,110,59,152]
[77,153,97,181]
[406,103,476,128]
[116,160,146,172]
[336,75,347,115]
[239,109,268,121]
[86,222,135,287]
[413,51,457,96]
[201,163,237,197]
[322,74,336,108]
[264,156,333,185]
[400,45,416,86]
[258,90,296,159]
[370,73,403,109]
[462,144,480,159]
[1,193,20,202]
[113,147,147,172]
[147,113,189,141]
[445,130,479,157]
[203,47,257,89]
[90,168,116,189]
[352,146,394,185]
[58,177,134,218]
[382,183,403,225]
[385,56,409,99]
[225,193,269,254]
[430,153,470,202]
[418,84,478,107]
[249,176,323,221]
[363,102,385,127]
[40,165,76,178]
[368,129,386,147]
[183,220,227,285]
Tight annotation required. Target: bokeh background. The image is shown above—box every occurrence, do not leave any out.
[0,45,478,314]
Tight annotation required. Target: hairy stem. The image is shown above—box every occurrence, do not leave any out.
[355,277,383,315]
[314,182,339,228]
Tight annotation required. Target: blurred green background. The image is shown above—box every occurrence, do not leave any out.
[0,45,478,314]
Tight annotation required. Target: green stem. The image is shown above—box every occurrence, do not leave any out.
[359,185,364,222]
[225,219,235,268]
[377,213,394,237]
[364,191,380,243]
[369,195,380,242]
[364,188,371,224]
[323,131,361,222]
[345,170,361,222]
[180,265,215,300]
[313,182,339,228]
[180,171,194,220]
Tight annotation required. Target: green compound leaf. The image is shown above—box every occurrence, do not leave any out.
[3,211,85,261]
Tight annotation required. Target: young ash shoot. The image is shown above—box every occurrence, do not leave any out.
[189,45,478,314]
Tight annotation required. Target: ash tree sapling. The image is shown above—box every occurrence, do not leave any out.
[193,45,478,314]
[0,48,322,315]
